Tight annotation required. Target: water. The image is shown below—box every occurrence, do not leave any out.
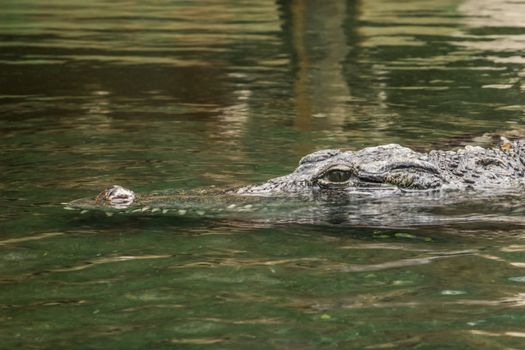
[2,0,525,348]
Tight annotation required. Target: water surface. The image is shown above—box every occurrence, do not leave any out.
[2,0,525,348]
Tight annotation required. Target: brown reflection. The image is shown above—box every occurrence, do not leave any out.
[289,0,311,130]
[459,0,525,94]
[282,0,354,133]
[278,0,525,148]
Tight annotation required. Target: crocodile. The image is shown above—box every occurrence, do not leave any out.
[67,140,525,226]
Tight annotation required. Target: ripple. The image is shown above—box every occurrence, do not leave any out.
[171,257,323,269]
[0,254,172,284]
[0,232,63,246]
[508,276,525,283]
[191,317,283,325]
[440,290,467,295]
[169,337,228,345]
[468,330,525,338]
[51,254,171,272]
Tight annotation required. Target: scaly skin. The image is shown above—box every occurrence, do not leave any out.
[236,141,525,195]
[67,141,525,221]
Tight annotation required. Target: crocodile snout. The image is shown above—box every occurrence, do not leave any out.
[95,185,135,208]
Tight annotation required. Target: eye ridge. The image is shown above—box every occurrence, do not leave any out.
[385,162,439,175]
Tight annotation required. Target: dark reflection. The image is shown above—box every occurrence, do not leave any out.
[1,64,230,119]
[278,0,355,131]
[274,0,525,148]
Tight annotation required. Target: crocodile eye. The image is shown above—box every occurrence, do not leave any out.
[317,169,352,186]
[315,165,354,188]
[321,169,352,183]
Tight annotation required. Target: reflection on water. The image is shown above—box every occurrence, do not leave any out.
[2,0,525,348]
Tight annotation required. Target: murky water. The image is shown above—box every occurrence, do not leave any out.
[2,0,525,348]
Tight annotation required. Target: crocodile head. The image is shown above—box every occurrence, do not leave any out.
[93,144,444,209]
[93,142,525,207]
[67,142,525,226]
[237,144,444,197]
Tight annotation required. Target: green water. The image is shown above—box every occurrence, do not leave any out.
[2,0,525,348]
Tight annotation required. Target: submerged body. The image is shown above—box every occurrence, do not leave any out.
[68,141,525,226]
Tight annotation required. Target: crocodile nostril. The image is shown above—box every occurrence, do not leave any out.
[96,185,135,208]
